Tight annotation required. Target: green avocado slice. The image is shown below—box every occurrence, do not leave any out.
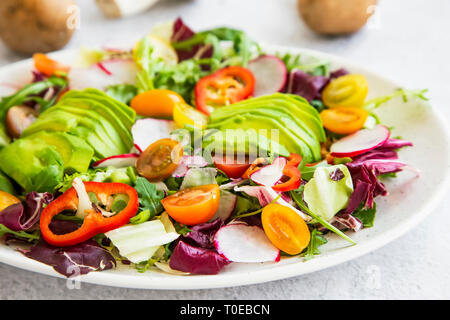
[23,110,120,158]
[60,89,135,127]
[50,105,129,153]
[25,131,94,174]
[0,139,64,193]
[208,114,314,162]
[56,98,133,151]
[209,106,321,160]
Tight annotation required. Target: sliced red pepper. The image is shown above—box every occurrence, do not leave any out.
[40,182,139,247]
[287,153,303,168]
[195,66,255,115]
[272,165,302,192]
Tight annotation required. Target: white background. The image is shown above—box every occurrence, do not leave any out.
[0,0,449,299]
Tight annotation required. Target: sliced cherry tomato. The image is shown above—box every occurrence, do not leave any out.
[130,89,184,118]
[195,66,255,115]
[261,203,311,255]
[162,184,220,225]
[173,102,208,129]
[0,191,20,212]
[320,107,369,135]
[272,165,302,192]
[136,138,183,182]
[322,74,368,109]
[33,53,70,77]
[287,153,302,168]
[213,155,251,179]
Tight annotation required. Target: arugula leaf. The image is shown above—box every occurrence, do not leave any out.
[174,222,192,236]
[277,52,330,76]
[0,224,40,241]
[364,88,429,111]
[134,177,164,219]
[232,194,261,218]
[129,209,151,225]
[301,229,328,261]
[352,203,377,228]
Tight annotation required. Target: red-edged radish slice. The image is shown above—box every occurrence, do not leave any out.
[248,55,287,97]
[69,58,138,90]
[92,153,139,168]
[330,125,390,158]
[131,118,177,152]
[214,224,280,263]
[172,155,209,178]
[210,190,237,222]
[249,157,287,186]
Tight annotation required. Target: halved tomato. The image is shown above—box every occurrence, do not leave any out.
[136,138,183,182]
[261,203,311,255]
[320,107,368,135]
[213,155,251,179]
[161,184,221,225]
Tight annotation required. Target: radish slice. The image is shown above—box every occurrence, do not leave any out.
[330,125,390,158]
[68,59,137,90]
[92,153,139,168]
[172,155,208,178]
[248,55,287,97]
[249,157,287,186]
[131,118,177,152]
[214,224,280,263]
[210,190,237,222]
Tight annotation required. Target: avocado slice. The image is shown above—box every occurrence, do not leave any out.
[50,104,129,153]
[202,129,290,160]
[0,138,64,193]
[210,106,321,160]
[25,131,94,174]
[210,93,326,143]
[56,98,133,151]
[0,171,16,194]
[208,113,314,162]
[60,89,135,127]
[23,110,121,158]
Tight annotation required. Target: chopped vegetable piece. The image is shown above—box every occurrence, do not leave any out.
[33,53,70,77]
[320,107,369,135]
[162,184,220,225]
[173,102,208,129]
[136,138,183,182]
[40,181,139,246]
[130,89,184,118]
[261,203,311,255]
[322,74,368,109]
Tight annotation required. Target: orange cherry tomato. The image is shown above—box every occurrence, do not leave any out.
[136,138,183,182]
[0,191,20,212]
[161,184,221,225]
[320,107,369,135]
[213,155,251,179]
[33,53,70,77]
[261,203,311,255]
[130,89,185,118]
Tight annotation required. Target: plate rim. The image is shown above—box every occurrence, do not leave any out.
[0,45,449,290]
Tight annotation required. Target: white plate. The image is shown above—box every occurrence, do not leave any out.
[0,46,449,290]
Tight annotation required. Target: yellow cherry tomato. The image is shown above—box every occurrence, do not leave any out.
[261,203,311,255]
[322,74,368,109]
[320,107,369,135]
[130,89,184,118]
[0,191,20,212]
[173,103,208,129]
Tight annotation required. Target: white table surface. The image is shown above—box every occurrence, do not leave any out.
[0,0,449,300]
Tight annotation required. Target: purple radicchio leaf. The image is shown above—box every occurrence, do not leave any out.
[169,240,230,275]
[282,69,329,102]
[330,68,349,79]
[0,192,53,231]
[182,218,224,249]
[171,17,213,62]
[345,164,387,214]
[20,220,116,277]
[329,168,345,181]
[378,138,413,151]
[332,212,363,232]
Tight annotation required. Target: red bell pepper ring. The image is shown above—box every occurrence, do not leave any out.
[286,153,303,168]
[40,182,139,247]
[272,164,302,192]
[194,66,255,115]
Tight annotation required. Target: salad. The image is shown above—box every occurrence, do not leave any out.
[0,18,425,277]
